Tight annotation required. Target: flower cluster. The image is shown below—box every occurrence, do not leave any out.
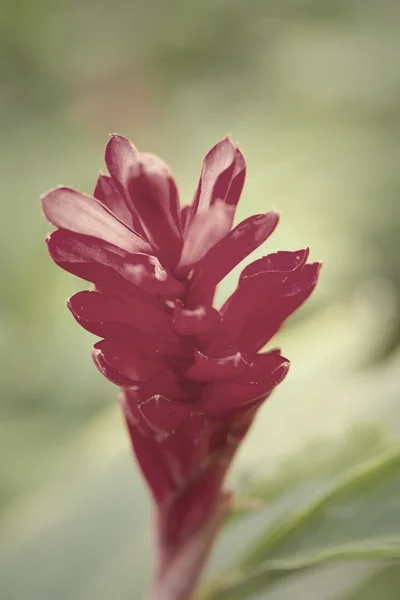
[42,135,320,561]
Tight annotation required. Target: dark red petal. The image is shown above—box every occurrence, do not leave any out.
[188,211,279,306]
[233,262,322,353]
[163,450,233,543]
[68,290,177,341]
[130,389,204,490]
[105,135,183,267]
[102,135,147,238]
[180,205,192,234]
[242,352,288,381]
[47,229,184,297]
[66,291,176,355]
[41,186,151,254]
[93,266,163,309]
[228,405,258,440]
[173,301,222,336]
[156,415,229,494]
[285,261,321,296]
[240,248,310,283]
[92,348,136,386]
[176,201,234,273]
[225,147,246,207]
[137,371,189,405]
[192,137,236,213]
[126,154,183,266]
[104,134,138,183]
[79,316,180,357]
[185,349,251,382]
[191,138,246,215]
[48,249,162,309]
[122,255,185,297]
[128,426,174,503]
[123,394,175,503]
[198,353,290,417]
[137,394,190,437]
[170,415,228,470]
[94,174,135,229]
[47,228,126,264]
[221,249,312,337]
[93,339,161,384]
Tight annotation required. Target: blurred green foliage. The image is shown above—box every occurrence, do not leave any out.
[227,422,390,525]
[1,0,400,598]
[198,448,400,599]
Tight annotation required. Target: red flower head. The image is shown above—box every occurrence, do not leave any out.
[42,135,320,597]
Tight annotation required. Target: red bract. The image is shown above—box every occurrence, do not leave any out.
[42,135,320,599]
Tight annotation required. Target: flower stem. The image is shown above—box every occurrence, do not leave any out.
[148,492,232,600]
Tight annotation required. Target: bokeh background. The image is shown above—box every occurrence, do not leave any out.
[1,0,400,598]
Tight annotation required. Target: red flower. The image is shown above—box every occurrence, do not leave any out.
[42,135,320,598]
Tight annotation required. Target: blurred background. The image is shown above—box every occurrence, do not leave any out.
[1,0,400,598]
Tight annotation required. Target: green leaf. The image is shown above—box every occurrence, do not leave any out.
[198,447,400,599]
[342,563,400,600]
[225,422,389,528]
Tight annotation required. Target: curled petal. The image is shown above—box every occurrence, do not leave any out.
[68,309,177,356]
[191,137,246,215]
[188,211,279,306]
[47,229,184,297]
[94,174,137,230]
[68,290,177,341]
[232,262,322,353]
[226,147,246,207]
[47,228,127,265]
[198,353,290,417]
[173,302,222,336]
[42,186,151,254]
[93,348,137,386]
[221,249,313,338]
[49,249,162,310]
[93,339,161,385]
[185,349,251,382]
[176,201,234,274]
[105,135,182,267]
[240,248,310,283]
[104,134,138,185]
[126,153,183,266]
